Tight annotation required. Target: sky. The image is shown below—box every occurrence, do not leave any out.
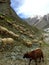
[11,0,49,18]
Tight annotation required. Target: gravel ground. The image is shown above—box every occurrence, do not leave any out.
[0,35,49,65]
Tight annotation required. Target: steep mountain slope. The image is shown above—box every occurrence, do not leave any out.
[0,13,42,47]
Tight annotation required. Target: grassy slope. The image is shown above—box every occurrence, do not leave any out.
[0,13,48,65]
[0,14,42,45]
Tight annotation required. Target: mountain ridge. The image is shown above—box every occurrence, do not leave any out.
[25,14,49,29]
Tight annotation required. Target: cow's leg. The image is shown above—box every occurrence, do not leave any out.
[38,57,41,63]
[41,54,44,62]
[35,59,37,65]
[40,57,44,62]
[28,59,32,65]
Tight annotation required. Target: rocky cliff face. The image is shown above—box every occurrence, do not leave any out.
[25,14,49,29]
[0,0,10,15]
[35,14,49,29]
[25,16,39,25]
[0,0,19,18]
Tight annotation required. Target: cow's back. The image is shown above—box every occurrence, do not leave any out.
[28,49,43,59]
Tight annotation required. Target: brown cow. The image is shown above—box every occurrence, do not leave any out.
[23,48,44,65]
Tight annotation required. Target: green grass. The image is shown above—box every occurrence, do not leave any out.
[0,13,42,47]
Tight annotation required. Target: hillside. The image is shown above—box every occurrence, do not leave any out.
[0,13,42,47]
[0,12,45,65]
[0,0,46,65]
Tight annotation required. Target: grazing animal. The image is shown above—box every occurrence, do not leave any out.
[23,48,44,65]
[1,38,14,45]
[0,38,14,50]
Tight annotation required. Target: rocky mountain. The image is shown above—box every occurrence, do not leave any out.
[35,14,49,29]
[25,16,39,25]
[25,14,49,29]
